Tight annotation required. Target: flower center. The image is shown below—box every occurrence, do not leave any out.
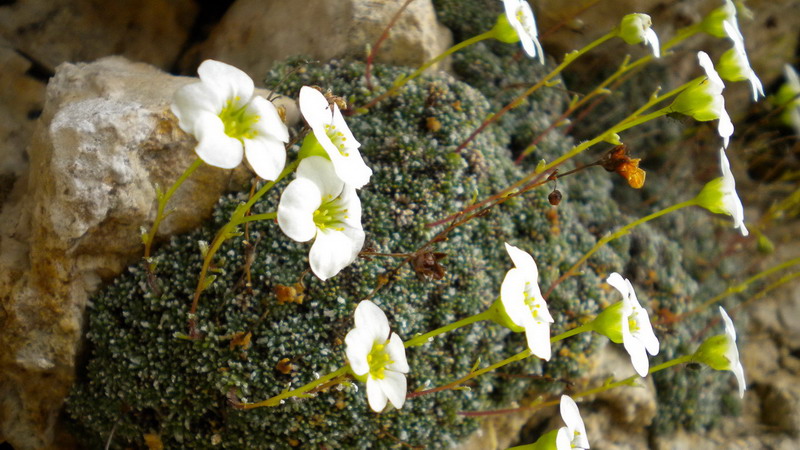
[324,123,350,157]
[218,98,260,141]
[628,310,641,334]
[313,194,348,231]
[367,342,393,380]
[524,282,542,320]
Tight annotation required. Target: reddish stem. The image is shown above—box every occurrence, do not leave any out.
[365,0,417,90]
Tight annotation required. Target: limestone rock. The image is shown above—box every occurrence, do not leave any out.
[186,0,453,82]
[0,56,296,449]
[0,0,197,73]
[0,37,45,208]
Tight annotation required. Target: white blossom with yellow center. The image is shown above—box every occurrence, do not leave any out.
[277,156,365,281]
[171,59,289,180]
[298,86,372,188]
[500,242,553,360]
[607,272,659,377]
[345,300,409,412]
[558,395,590,449]
[502,0,545,64]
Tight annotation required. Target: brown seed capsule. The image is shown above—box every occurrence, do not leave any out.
[276,358,294,375]
[548,189,563,205]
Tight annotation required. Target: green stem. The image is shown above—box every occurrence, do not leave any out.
[188,159,300,332]
[240,366,350,409]
[235,212,277,225]
[405,310,493,348]
[143,158,204,261]
[356,31,495,113]
[544,199,697,298]
[550,322,593,343]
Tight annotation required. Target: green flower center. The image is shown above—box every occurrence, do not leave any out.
[367,342,393,380]
[218,97,260,141]
[324,124,350,157]
[313,194,348,231]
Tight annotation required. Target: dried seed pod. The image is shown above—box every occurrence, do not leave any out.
[548,189,563,205]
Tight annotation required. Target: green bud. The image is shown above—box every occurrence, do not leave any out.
[700,3,734,38]
[590,301,624,344]
[717,48,747,83]
[691,335,732,371]
[694,177,727,215]
[670,80,721,121]
[492,13,520,44]
[486,297,525,333]
[618,13,652,45]
[298,132,330,160]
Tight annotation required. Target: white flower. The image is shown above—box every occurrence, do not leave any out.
[171,59,289,180]
[717,20,764,101]
[502,0,545,64]
[606,273,659,377]
[558,395,589,449]
[618,13,660,58]
[298,86,372,188]
[277,156,365,281]
[719,307,746,398]
[694,148,748,236]
[500,243,553,360]
[345,300,410,412]
[670,52,733,148]
[692,307,746,398]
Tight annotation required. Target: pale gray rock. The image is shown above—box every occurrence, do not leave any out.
[0,56,297,449]
[186,0,453,83]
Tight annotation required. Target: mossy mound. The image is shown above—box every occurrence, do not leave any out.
[66,59,619,448]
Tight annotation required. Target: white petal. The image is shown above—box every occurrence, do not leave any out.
[344,327,373,376]
[378,370,407,409]
[171,82,224,134]
[331,103,361,149]
[555,427,572,450]
[719,306,736,341]
[197,59,254,108]
[606,272,629,298]
[248,96,290,142]
[327,147,373,190]
[500,269,529,328]
[624,333,650,377]
[635,313,660,356]
[386,333,410,373]
[299,86,333,128]
[717,103,734,148]
[645,27,660,58]
[504,242,539,278]
[366,377,389,412]
[336,186,364,230]
[524,321,551,361]
[309,227,364,281]
[296,156,344,199]
[193,112,244,169]
[733,361,746,398]
[353,300,391,342]
[698,51,724,89]
[560,395,589,449]
[244,134,286,181]
[277,178,321,243]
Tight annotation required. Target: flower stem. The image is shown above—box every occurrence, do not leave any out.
[544,199,697,298]
[143,158,204,262]
[454,31,617,154]
[238,366,350,409]
[188,159,301,336]
[404,309,493,348]
[459,354,694,417]
[550,322,593,343]
[355,31,495,113]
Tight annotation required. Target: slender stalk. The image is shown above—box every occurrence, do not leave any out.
[544,199,697,298]
[405,310,493,348]
[364,0,417,90]
[454,31,617,154]
[238,366,350,409]
[459,354,693,417]
[143,158,204,261]
[684,256,800,318]
[188,159,300,335]
[355,31,495,113]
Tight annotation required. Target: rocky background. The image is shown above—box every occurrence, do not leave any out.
[0,0,798,449]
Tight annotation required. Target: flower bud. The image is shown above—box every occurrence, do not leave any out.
[700,0,736,38]
[618,13,660,57]
[492,13,521,44]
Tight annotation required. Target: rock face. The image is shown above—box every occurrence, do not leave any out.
[0,56,296,449]
[185,0,453,82]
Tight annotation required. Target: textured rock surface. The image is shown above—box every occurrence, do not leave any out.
[0,0,197,73]
[0,56,296,449]
[185,0,453,82]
